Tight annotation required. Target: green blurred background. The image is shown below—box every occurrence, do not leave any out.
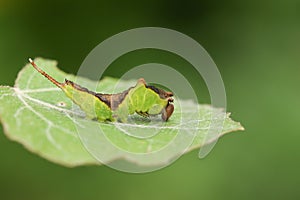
[1,0,300,199]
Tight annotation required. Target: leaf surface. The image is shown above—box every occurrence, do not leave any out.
[0,58,244,167]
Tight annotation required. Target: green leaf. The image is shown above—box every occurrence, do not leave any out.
[0,58,244,167]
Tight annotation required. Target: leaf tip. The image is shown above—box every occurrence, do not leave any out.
[240,124,245,131]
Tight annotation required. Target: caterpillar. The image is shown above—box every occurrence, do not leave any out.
[29,58,174,122]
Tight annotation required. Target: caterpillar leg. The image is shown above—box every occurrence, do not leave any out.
[136,111,149,118]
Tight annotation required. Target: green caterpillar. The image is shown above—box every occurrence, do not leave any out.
[29,58,174,122]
